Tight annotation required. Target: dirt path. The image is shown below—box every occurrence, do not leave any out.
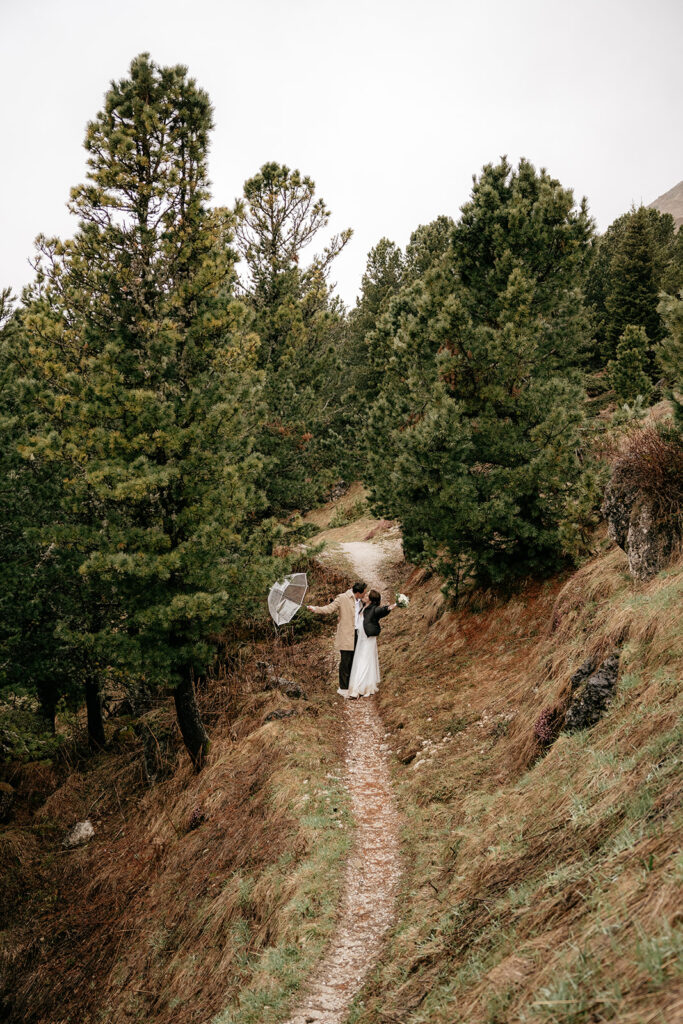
[284,542,401,1024]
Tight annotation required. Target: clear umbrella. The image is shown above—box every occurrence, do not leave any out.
[268,572,308,626]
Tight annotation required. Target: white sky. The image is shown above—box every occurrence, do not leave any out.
[1,0,681,306]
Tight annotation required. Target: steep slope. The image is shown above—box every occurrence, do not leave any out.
[351,545,682,1024]
[648,180,683,229]
[1,491,680,1024]
[0,562,357,1024]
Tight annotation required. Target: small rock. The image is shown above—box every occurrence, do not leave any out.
[264,708,296,723]
[262,672,307,700]
[63,820,95,849]
[400,748,418,765]
[281,680,308,700]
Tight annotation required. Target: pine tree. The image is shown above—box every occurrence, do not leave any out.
[657,291,683,425]
[349,239,404,348]
[661,227,683,296]
[608,325,653,403]
[403,215,454,283]
[345,239,404,405]
[23,55,273,765]
[367,158,594,593]
[0,292,80,731]
[586,207,679,368]
[343,219,456,463]
[235,163,352,511]
[602,207,664,361]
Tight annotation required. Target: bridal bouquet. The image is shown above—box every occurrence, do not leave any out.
[395,592,410,608]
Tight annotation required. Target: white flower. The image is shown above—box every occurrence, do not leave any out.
[396,593,410,608]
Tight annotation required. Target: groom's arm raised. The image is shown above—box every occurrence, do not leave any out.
[307,594,342,615]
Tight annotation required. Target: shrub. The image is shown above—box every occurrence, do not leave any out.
[611,424,683,521]
[534,706,563,746]
[187,806,206,831]
[328,498,368,529]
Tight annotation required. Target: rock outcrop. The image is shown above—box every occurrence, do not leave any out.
[258,662,308,700]
[602,477,681,581]
[563,654,620,732]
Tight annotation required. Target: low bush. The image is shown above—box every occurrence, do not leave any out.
[610,423,683,519]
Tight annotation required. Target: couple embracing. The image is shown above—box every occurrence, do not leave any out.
[307,582,397,699]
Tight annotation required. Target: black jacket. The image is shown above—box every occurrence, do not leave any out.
[362,603,391,637]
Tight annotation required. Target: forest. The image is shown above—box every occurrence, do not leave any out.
[1,53,682,1024]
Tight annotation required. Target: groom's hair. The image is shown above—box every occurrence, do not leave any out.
[352,581,367,594]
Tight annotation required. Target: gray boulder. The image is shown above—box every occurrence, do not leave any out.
[563,654,620,732]
[603,477,681,581]
[569,657,597,691]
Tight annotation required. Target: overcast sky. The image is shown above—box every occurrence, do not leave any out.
[1,0,681,306]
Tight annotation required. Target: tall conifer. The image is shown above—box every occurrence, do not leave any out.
[598,207,666,364]
[657,291,683,425]
[235,163,351,511]
[608,325,653,403]
[367,159,594,593]
[0,292,80,732]
[23,55,271,765]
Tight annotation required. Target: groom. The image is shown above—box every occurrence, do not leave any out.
[307,581,367,694]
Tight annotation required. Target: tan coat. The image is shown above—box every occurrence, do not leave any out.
[309,588,357,651]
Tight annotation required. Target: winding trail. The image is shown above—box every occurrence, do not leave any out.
[285,541,401,1024]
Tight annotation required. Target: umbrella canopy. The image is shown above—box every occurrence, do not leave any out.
[268,572,308,626]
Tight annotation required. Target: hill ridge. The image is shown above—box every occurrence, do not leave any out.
[647,179,683,229]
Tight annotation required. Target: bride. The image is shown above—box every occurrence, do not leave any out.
[344,589,396,699]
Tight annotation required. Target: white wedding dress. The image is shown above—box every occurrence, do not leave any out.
[346,617,380,698]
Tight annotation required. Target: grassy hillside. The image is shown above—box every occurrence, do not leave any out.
[351,544,682,1023]
[1,493,681,1024]
[0,562,355,1024]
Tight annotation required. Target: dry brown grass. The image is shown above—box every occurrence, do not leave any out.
[0,563,355,1024]
[350,543,682,1024]
[607,423,683,521]
[302,481,368,531]
[2,513,681,1024]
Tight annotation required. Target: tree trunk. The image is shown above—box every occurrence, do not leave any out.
[84,677,106,750]
[174,673,210,770]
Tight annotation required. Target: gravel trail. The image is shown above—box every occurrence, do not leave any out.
[284,541,401,1024]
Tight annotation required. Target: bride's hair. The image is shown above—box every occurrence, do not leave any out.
[367,589,381,605]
